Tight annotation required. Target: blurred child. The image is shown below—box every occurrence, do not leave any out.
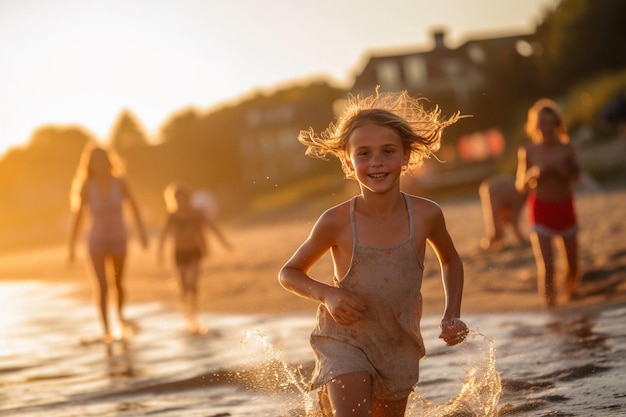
[515,98,581,307]
[157,182,231,333]
[68,145,148,343]
[479,175,528,250]
[278,91,469,417]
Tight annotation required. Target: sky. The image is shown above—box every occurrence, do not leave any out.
[0,0,558,156]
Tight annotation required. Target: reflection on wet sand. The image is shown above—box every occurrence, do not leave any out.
[106,339,136,378]
[0,279,625,416]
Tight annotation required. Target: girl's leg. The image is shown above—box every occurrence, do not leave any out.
[186,261,201,329]
[558,233,580,300]
[88,251,111,340]
[373,397,408,417]
[111,254,127,325]
[530,232,556,307]
[512,208,529,245]
[175,263,188,305]
[479,188,498,249]
[326,371,373,417]
[177,263,200,331]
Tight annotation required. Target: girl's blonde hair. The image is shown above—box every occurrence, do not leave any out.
[525,98,569,144]
[70,144,125,210]
[298,90,461,179]
[164,182,191,213]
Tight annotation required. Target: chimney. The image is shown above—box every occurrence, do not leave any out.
[432,29,447,49]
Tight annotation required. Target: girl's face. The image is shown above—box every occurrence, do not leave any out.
[89,149,112,176]
[536,110,560,144]
[346,123,409,194]
[174,190,192,209]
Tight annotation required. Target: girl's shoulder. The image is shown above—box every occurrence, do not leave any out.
[523,142,541,152]
[315,198,353,230]
[404,193,444,220]
[172,207,204,220]
[320,198,351,220]
[404,193,441,210]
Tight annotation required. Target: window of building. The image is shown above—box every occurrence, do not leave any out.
[376,61,401,90]
[404,56,427,87]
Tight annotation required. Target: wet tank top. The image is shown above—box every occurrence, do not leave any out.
[311,193,426,387]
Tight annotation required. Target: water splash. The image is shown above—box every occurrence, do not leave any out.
[241,329,501,417]
[408,331,501,417]
[241,329,320,416]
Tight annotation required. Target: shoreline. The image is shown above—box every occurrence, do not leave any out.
[1,186,625,319]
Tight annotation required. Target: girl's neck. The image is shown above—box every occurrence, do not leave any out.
[540,133,559,146]
[357,190,405,219]
[90,171,113,180]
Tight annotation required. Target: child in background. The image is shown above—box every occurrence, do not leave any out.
[157,182,231,333]
[515,98,581,307]
[479,175,528,251]
[68,145,149,343]
[278,91,469,417]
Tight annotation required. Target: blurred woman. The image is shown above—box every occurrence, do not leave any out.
[68,145,148,342]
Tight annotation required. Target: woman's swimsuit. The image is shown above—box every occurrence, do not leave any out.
[87,178,127,256]
[310,193,425,401]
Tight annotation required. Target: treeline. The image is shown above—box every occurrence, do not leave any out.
[0,82,346,252]
[1,0,625,252]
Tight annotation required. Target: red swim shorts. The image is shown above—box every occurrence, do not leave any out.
[528,193,578,236]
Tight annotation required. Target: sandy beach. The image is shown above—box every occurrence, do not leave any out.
[2,183,625,319]
[1,183,626,417]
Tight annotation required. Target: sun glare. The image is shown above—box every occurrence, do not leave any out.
[0,0,558,156]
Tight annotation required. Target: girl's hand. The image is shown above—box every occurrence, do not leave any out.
[323,287,366,326]
[528,165,541,180]
[439,318,469,346]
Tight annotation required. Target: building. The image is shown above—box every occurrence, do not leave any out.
[351,29,536,111]
[350,29,537,192]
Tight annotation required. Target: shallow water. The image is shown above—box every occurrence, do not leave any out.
[1,281,625,416]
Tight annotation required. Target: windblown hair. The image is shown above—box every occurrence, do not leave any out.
[164,181,191,213]
[525,98,569,144]
[70,144,125,210]
[298,90,461,179]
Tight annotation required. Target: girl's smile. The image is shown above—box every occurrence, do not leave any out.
[347,123,408,192]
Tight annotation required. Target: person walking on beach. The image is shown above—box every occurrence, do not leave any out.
[278,91,469,417]
[479,175,528,250]
[68,145,149,343]
[157,182,231,334]
[515,98,581,308]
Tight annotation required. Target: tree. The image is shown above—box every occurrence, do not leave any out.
[109,109,149,152]
[534,0,626,95]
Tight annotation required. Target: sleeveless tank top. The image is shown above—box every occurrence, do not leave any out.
[310,193,426,397]
[87,178,127,246]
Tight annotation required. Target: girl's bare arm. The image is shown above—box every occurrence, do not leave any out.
[515,146,537,192]
[157,216,172,264]
[68,204,85,262]
[279,210,365,325]
[425,202,468,345]
[120,178,148,248]
[68,184,87,263]
[205,217,231,250]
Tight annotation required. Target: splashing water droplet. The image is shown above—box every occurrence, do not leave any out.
[240,329,320,416]
[239,329,501,417]
[407,330,502,417]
